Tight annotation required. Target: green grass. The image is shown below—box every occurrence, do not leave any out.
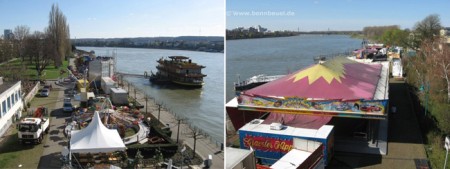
[4,58,69,79]
[0,128,44,168]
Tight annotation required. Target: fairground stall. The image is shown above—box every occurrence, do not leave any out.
[227,57,390,163]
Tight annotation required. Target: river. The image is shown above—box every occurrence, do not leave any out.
[226,35,363,101]
[78,47,224,144]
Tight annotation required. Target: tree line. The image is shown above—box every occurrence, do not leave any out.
[226,30,300,40]
[0,4,71,80]
[395,14,449,168]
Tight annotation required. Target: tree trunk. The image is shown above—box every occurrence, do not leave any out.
[193,136,196,158]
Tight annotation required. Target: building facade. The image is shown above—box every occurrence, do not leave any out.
[0,77,23,137]
[3,29,13,40]
[88,57,115,85]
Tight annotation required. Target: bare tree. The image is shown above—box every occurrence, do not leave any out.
[184,125,204,158]
[48,3,70,67]
[414,14,442,38]
[422,39,450,102]
[14,25,30,62]
[25,31,53,78]
[413,14,442,49]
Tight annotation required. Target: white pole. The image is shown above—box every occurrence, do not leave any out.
[445,136,449,169]
[445,148,448,169]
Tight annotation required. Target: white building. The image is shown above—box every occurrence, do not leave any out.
[88,57,115,84]
[0,77,23,137]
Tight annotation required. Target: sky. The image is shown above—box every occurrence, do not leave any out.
[227,0,450,31]
[0,0,224,38]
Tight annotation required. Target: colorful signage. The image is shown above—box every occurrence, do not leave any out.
[238,95,388,119]
[242,135,293,153]
[239,130,333,165]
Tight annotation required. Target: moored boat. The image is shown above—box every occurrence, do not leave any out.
[150,56,206,87]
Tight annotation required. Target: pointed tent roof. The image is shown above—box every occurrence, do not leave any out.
[243,57,382,100]
[70,111,126,153]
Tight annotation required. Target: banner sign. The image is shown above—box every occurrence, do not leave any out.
[238,95,388,119]
[239,130,331,165]
[242,134,293,153]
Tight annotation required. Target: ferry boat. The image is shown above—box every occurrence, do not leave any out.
[150,56,206,87]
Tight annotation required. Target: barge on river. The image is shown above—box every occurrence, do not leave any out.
[150,56,206,87]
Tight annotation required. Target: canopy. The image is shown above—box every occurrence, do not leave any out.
[237,57,388,120]
[70,111,126,153]
[262,113,331,129]
[243,57,382,100]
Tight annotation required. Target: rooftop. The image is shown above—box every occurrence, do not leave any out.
[226,147,254,169]
[0,81,19,95]
[239,119,333,139]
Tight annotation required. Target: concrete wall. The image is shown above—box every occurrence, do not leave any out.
[23,82,40,104]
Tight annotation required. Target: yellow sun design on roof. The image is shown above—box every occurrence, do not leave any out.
[288,57,356,84]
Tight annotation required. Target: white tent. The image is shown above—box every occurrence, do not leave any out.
[70,111,126,153]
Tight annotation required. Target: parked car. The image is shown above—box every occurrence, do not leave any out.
[40,89,50,97]
[335,103,351,111]
[63,102,74,112]
[43,84,52,91]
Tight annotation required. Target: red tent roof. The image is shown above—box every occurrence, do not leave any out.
[243,57,382,100]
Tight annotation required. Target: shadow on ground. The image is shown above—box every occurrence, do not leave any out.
[327,152,382,169]
[37,152,62,169]
[50,109,71,119]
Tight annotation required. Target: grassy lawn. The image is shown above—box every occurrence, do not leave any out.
[5,59,69,80]
[0,128,44,168]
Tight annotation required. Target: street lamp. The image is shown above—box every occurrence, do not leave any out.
[180,146,186,169]
[419,82,430,116]
[444,136,449,169]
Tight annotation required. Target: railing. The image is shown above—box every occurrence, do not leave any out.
[235,74,285,87]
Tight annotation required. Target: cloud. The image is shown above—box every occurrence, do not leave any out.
[87,17,97,21]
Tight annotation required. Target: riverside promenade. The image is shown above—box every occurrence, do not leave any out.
[121,80,224,168]
[329,79,427,168]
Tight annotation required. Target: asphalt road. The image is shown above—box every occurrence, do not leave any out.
[37,80,75,169]
[329,79,428,168]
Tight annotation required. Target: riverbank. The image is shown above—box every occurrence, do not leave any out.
[120,79,224,168]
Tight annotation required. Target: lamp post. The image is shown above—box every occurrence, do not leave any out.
[444,136,449,169]
[420,82,430,116]
[157,103,161,121]
[425,82,429,116]
[144,96,148,114]
[177,119,181,143]
[180,146,186,169]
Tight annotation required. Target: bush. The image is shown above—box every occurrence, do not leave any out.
[425,131,447,169]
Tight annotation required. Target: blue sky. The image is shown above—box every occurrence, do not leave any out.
[0,0,224,38]
[227,0,450,31]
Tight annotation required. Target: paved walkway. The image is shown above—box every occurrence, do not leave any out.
[123,81,224,168]
[37,80,75,169]
[330,79,427,168]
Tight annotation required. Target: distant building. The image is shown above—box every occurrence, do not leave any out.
[3,29,13,40]
[257,25,267,33]
[88,57,115,87]
[440,27,450,44]
[0,77,23,138]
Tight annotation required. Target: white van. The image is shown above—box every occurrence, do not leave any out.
[392,58,403,78]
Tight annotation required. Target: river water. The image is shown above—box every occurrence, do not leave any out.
[78,47,224,143]
[226,35,363,101]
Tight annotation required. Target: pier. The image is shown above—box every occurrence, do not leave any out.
[115,72,148,79]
